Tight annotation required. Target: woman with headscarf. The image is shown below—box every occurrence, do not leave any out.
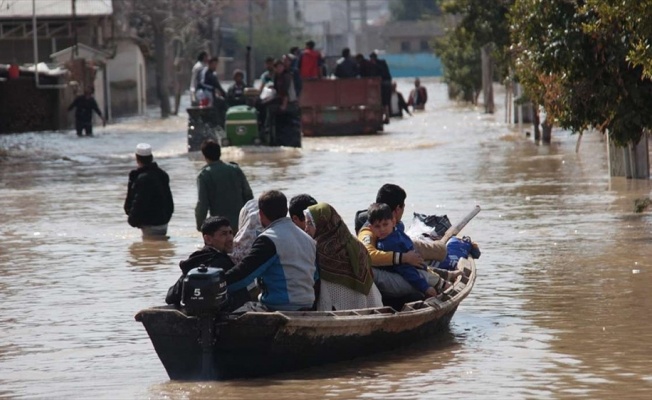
[304,202,383,311]
[230,199,262,264]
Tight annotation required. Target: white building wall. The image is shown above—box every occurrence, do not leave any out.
[107,40,146,115]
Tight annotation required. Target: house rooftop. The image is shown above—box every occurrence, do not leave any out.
[0,0,113,19]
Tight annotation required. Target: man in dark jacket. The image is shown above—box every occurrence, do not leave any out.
[124,143,174,237]
[369,52,393,124]
[68,87,105,136]
[334,48,359,78]
[165,216,251,310]
[226,69,247,107]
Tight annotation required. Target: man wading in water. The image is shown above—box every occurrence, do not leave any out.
[124,143,174,238]
[67,87,105,136]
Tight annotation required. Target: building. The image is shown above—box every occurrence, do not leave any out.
[268,0,391,57]
[0,0,147,133]
[380,20,444,54]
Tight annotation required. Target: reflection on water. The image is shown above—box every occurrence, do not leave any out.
[1,79,652,399]
[127,239,176,270]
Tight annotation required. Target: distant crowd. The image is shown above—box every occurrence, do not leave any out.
[189,40,430,129]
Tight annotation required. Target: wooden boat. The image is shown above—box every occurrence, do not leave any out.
[135,257,477,380]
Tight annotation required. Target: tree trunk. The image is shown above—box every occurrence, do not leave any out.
[533,103,541,141]
[542,118,552,144]
[153,22,171,118]
[481,44,494,114]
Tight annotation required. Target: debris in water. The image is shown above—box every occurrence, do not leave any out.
[634,197,651,213]
[632,269,640,274]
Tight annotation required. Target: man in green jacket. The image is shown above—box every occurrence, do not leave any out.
[195,139,254,232]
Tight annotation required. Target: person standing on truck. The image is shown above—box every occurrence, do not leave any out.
[334,48,358,79]
[299,40,322,80]
[289,47,302,97]
[198,57,227,128]
[226,69,247,107]
[355,53,378,78]
[258,56,275,92]
[369,52,392,124]
[190,51,208,106]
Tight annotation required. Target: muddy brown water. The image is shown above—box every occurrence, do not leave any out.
[1,80,651,399]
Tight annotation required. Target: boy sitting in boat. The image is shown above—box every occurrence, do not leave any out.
[358,184,459,297]
[367,203,450,298]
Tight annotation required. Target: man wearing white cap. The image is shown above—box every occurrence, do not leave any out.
[124,143,174,238]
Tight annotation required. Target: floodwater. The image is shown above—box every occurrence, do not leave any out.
[1,79,651,399]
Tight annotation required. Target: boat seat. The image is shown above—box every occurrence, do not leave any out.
[381,292,424,311]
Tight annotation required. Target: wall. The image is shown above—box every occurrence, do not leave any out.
[107,40,146,116]
[0,73,61,133]
[383,53,442,78]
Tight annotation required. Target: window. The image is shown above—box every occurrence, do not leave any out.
[420,40,430,51]
[400,41,411,52]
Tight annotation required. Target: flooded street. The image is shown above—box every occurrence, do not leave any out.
[1,79,652,399]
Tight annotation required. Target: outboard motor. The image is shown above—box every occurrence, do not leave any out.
[181,265,228,379]
[181,265,228,313]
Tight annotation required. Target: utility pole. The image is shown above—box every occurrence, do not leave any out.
[72,0,78,56]
[346,0,354,51]
[359,0,367,54]
[247,0,253,86]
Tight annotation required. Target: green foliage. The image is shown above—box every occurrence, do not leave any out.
[432,28,481,103]
[235,22,305,77]
[390,0,441,21]
[582,1,652,79]
[432,0,512,103]
[440,0,513,77]
[511,0,652,146]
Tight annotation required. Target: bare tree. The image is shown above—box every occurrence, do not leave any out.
[114,0,229,118]
[168,0,230,115]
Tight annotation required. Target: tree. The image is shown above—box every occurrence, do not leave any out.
[167,0,230,115]
[439,0,512,77]
[114,0,229,118]
[432,27,482,103]
[432,0,512,105]
[235,21,305,78]
[581,1,652,79]
[510,0,652,147]
[390,0,441,21]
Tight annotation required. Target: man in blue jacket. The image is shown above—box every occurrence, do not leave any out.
[225,190,317,312]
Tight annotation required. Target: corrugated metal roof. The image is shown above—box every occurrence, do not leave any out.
[0,0,113,18]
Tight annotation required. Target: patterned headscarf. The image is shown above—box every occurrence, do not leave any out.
[305,203,374,295]
[230,199,262,264]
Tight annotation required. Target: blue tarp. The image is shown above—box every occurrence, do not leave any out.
[383,53,442,78]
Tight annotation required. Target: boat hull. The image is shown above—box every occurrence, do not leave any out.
[136,258,476,380]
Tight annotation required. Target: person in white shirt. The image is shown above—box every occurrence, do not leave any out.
[190,51,209,105]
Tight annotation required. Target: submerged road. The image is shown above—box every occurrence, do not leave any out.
[1,79,651,399]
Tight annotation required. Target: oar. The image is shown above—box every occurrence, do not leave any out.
[440,205,481,244]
